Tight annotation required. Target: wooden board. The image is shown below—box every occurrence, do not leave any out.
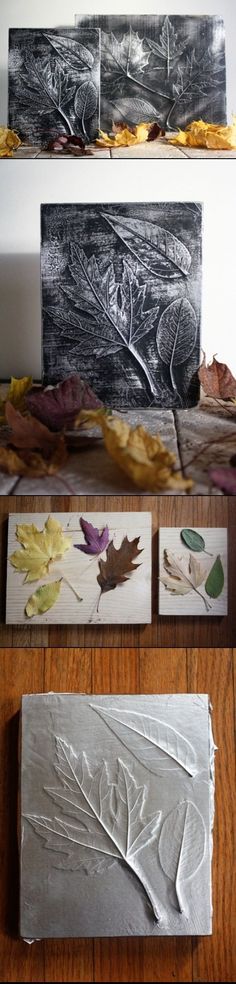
[159,527,228,616]
[6,512,152,626]
[0,647,235,981]
[0,495,235,647]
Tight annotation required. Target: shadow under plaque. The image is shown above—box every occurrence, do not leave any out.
[19,692,214,939]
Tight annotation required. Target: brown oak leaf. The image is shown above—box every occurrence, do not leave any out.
[97,536,142,598]
[199,354,236,400]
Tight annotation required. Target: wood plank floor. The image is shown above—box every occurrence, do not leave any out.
[0,495,235,649]
[0,647,235,983]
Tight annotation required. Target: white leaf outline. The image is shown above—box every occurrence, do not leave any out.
[90,705,198,777]
[25,737,162,921]
[158,799,206,913]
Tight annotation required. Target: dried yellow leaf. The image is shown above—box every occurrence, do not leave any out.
[75,410,193,492]
[0,375,33,423]
[10,515,71,583]
[0,127,21,157]
[25,579,62,618]
[96,123,150,148]
[169,117,236,150]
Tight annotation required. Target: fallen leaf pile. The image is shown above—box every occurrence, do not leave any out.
[75,410,192,492]
[169,117,236,150]
[96,121,164,148]
[198,353,236,400]
[97,536,142,600]
[0,401,67,478]
[10,515,71,582]
[0,127,21,157]
[26,373,103,430]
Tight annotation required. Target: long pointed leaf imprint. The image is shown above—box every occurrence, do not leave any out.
[90,706,198,777]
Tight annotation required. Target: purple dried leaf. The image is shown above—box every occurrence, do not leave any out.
[26,374,103,432]
[74,517,110,555]
[210,467,236,495]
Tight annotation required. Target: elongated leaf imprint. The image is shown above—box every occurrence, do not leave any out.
[158,800,206,913]
[102,213,191,279]
[25,737,162,920]
[45,33,94,70]
[112,97,161,124]
[74,80,97,140]
[90,705,198,777]
[156,298,197,396]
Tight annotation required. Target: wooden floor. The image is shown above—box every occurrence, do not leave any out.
[0,495,235,649]
[1,401,236,496]
[0,646,235,983]
[12,140,236,159]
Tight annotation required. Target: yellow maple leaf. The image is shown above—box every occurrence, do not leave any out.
[75,410,193,492]
[10,515,71,583]
[169,117,236,150]
[0,127,21,158]
[0,376,32,423]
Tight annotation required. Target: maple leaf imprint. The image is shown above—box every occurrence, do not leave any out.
[25,736,162,921]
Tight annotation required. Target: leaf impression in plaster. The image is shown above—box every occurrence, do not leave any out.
[158,799,206,914]
[25,736,162,921]
[90,705,198,777]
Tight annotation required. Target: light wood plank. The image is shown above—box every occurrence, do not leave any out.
[158,527,228,616]
[6,511,152,626]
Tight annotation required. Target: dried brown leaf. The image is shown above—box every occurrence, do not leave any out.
[97,536,142,597]
[198,354,236,400]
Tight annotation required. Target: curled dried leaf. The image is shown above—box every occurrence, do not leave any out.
[96,121,159,148]
[26,374,103,431]
[75,410,193,492]
[169,118,236,151]
[0,127,21,157]
[198,354,236,400]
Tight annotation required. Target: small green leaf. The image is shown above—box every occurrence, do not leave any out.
[180,528,213,556]
[25,579,62,618]
[181,529,206,552]
[205,556,224,598]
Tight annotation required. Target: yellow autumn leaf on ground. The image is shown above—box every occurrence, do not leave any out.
[25,579,62,618]
[169,117,236,150]
[96,123,150,147]
[0,127,21,157]
[75,410,193,492]
[10,515,71,582]
[0,376,32,423]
